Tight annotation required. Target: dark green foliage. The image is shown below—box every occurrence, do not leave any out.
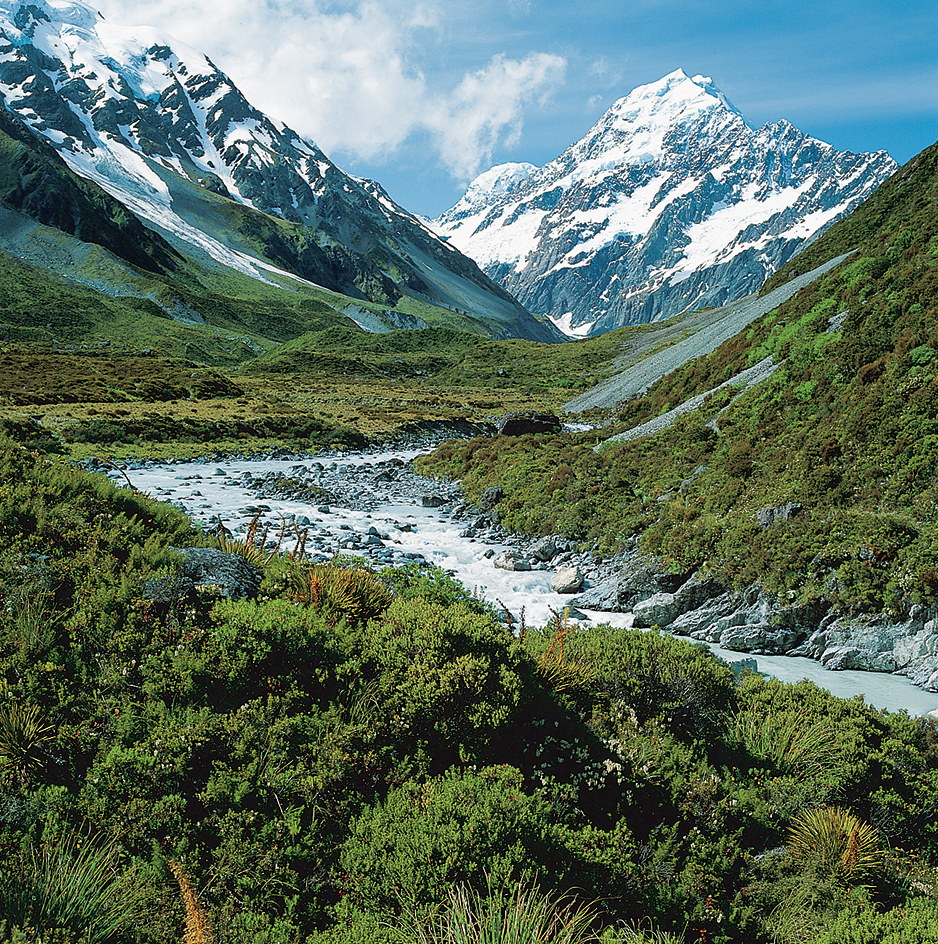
[2,335,938,942]
[340,766,558,915]
[561,626,736,741]
[362,597,530,768]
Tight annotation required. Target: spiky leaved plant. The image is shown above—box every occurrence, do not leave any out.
[787,806,883,884]
[533,608,597,695]
[395,879,601,944]
[0,833,143,942]
[734,708,840,778]
[291,562,392,625]
[0,701,54,781]
[618,920,684,944]
[216,510,276,568]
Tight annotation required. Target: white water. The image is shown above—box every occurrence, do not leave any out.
[123,454,938,717]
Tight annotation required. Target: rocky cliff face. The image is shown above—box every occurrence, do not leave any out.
[433,70,897,337]
[0,0,557,340]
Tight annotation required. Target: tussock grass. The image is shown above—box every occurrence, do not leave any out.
[396,880,601,944]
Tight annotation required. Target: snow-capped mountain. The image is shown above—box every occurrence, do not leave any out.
[433,70,898,337]
[0,0,558,341]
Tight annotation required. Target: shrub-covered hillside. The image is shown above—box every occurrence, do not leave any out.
[3,438,938,943]
[419,140,938,614]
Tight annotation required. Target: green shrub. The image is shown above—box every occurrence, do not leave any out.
[563,626,735,740]
[363,597,531,767]
[340,766,558,915]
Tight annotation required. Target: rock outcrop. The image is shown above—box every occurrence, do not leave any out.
[496,412,562,436]
[144,547,264,608]
[572,551,938,692]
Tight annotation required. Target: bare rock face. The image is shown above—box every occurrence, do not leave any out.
[571,554,690,612]
[573,546,938,692]
[631,572,724,627]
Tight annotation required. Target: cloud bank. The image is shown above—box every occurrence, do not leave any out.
[96,0,566,181]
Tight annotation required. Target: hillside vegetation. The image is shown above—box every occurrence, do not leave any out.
[2,439,938,943]
[419,140,938,614]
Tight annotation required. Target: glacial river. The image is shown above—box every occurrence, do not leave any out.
[122,452,938,717]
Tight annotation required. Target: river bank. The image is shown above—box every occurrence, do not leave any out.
[88,440,938,717]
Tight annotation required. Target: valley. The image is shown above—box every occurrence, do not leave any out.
[1,1,938,942]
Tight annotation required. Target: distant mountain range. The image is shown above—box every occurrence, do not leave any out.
[0,0,559,345]
[432,69,898,337]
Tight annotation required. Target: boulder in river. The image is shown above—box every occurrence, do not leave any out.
[494,550,531,572]
[571,554,690,612]
[551,565,583,594]
[530,535,561,562]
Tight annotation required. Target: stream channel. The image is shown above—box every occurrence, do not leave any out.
[116,448,938,718]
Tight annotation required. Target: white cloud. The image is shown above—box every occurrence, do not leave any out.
[425,52,566,180]
[95,0,565,179]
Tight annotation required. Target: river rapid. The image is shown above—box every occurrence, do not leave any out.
[108,447,938,718]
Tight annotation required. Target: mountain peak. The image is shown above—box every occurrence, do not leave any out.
[1,0,96,33]
[434,69,897,337]
[606,68,742,131]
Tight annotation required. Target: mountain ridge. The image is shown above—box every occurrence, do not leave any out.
[0,0,560,342]
[433,69,897,337]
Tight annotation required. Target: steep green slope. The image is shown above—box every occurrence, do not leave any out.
[0,105,182,275]
[420,140,938,612]
[0,104,525,363]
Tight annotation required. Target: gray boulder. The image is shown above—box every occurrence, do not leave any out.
[177,547,264,600]
[478,486,503,510]
[530,535,561,562]
[755,502,803,528]
[145,546,264,604]
[493,550,531,572]
[550,565,583,594]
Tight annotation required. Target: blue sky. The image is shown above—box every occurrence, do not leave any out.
[99,0,938,217]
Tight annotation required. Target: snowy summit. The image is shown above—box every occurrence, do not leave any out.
[433,69,898,337]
